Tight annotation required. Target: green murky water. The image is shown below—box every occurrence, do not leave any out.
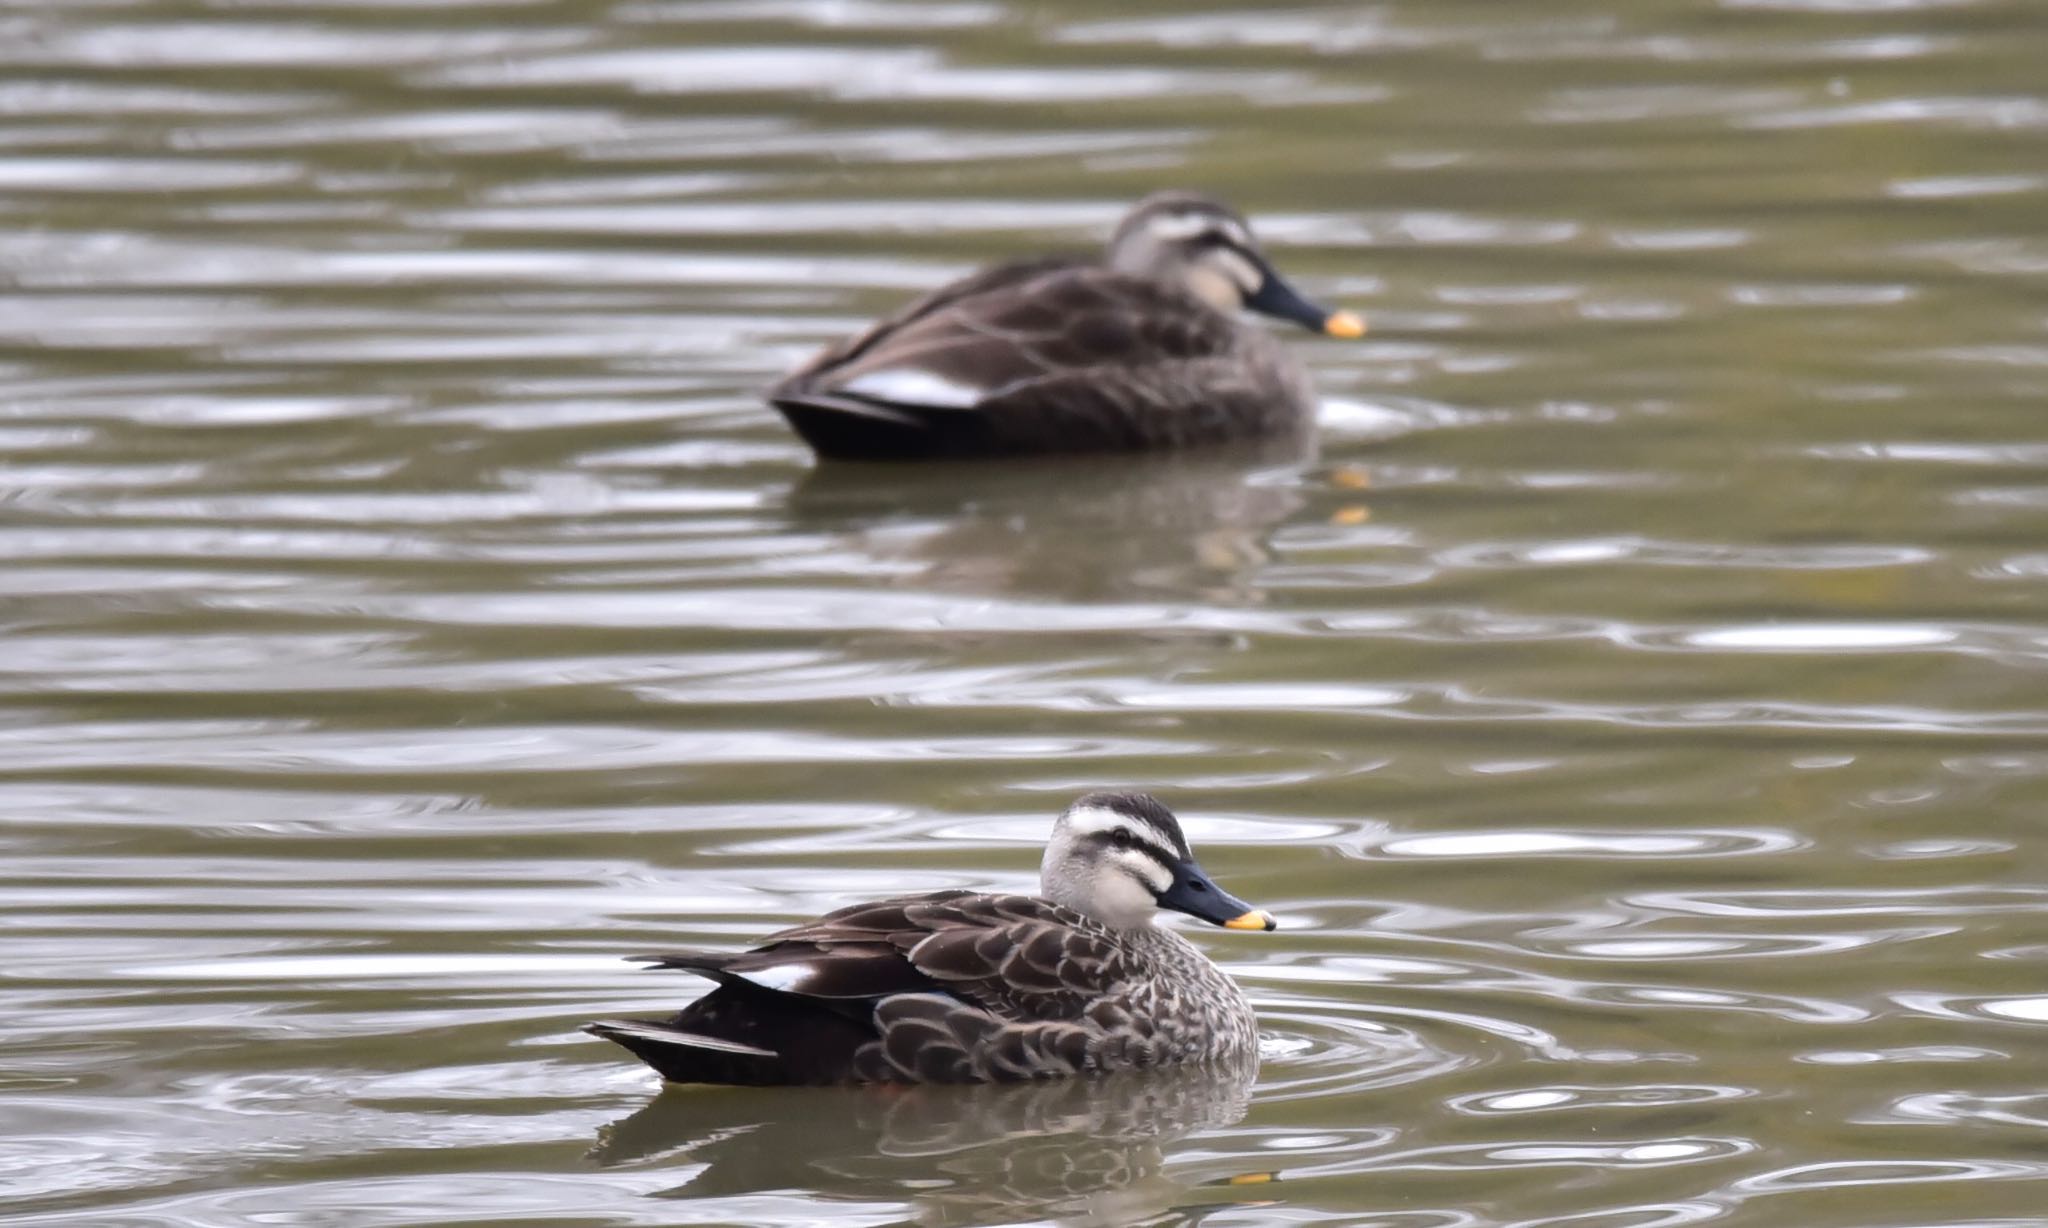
[5,1,2046,1225]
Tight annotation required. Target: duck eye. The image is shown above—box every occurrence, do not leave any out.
[1110,828,1134,849]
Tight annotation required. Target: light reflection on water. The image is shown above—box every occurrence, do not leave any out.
[4,0,2047,1224]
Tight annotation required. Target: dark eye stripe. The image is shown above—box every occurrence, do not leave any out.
[1133,818,1191,861]
[1096,829,1178,867]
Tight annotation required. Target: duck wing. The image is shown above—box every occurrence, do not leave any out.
[889,895,1133,1022]
[772,892,1144,1082]
[637,889,988,1005]
[604,891,1141,1083]
[784,256,1082,394]
[677,890,1129,1019]
[769,264,1250,457]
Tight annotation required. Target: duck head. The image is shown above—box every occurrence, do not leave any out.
[1107,191,1365,339]
[1041,791,1278,932]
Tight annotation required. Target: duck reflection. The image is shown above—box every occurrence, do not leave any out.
[590,1056,1269,1227]
[785,445,1350,606]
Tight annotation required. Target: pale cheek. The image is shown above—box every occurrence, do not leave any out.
[1109,849,1173,895]
[1184,266,1242,311]
[1140,862,1175,897]
[1214,251,1262,297]
[1099,873,1159,926]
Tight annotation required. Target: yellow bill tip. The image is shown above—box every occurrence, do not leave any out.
[1224,909,1278,931]
[1323,310,1367,339]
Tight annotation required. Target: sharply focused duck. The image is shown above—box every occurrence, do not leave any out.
[587,792,1276,1085]
[768,192,1365,460]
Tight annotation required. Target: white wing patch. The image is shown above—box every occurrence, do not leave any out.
[840,368,985,410]
[736,962,819,994]
[590,1019,777,1057]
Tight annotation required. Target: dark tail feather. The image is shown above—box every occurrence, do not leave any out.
[770,394,973,461]
[585,1018,784,1085]
[591,954,883,1085]
[630,950,737,975]
[771,391,928,428]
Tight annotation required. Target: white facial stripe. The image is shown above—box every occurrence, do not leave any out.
[1147,211,1252,246]
[1211,249,1264,296]
[1119,850,1175,895]
[1061,804,1182,866]
[1146,211,1214,241]
[1059,804,1128,840]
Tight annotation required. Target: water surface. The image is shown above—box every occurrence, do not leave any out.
[4,1,2047,1225]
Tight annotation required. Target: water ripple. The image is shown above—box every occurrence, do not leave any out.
[5,1,2046,1225]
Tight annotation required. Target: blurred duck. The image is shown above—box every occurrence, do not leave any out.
[587,791,1276,1085]
[768,191,1364,459]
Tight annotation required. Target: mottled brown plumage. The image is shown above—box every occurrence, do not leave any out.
[767,192,1362,460]
[586,792,1276,1085]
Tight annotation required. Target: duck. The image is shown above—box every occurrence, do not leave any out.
[586,791,1277,1085]
[767,191,1364,461]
